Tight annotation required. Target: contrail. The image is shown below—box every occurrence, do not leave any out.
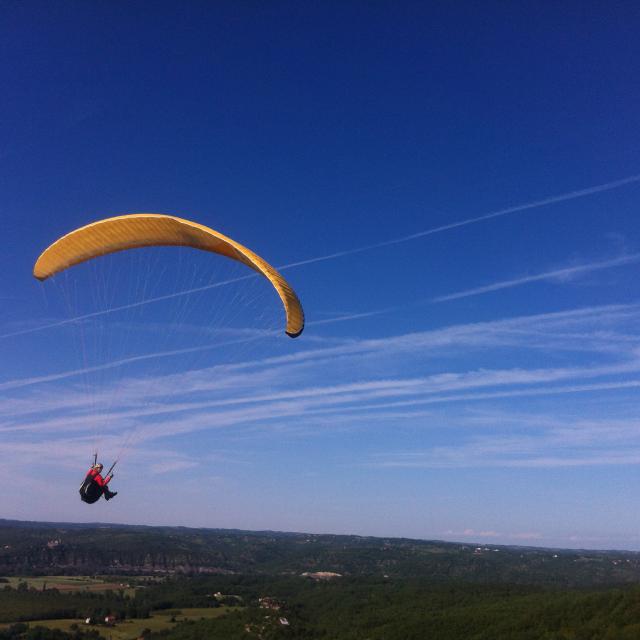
[277,173,640,270]
[0,273,255,339]
[306,309,393,326]
[5,172,640,339]
[0,333,269,391]
[433,253,640,302]
[0,310,375,390]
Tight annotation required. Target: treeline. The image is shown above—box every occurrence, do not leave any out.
[2,520,640,588]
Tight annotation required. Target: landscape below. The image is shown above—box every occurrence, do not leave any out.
[2,519,640,639]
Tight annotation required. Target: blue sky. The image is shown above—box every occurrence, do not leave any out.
[2,2,640,550]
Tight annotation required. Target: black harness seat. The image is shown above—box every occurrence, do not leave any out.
[79,476,102,504]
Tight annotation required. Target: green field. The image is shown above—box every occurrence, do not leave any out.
[0,607,235,639]
[2,576,136,597]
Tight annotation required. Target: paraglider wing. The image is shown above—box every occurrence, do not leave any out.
[33,214,304,337]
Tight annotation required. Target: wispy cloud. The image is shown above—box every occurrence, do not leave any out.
[3,302,639,396]
[0,332,276,391]
[366,408,640,470]
[3,302,640,476]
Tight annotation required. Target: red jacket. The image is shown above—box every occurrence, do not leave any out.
[87,467,110,487]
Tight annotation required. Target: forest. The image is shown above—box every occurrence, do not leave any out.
[2,520,639,587]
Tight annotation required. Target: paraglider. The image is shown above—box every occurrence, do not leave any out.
[34,213,305,504]
[79,461,117,504]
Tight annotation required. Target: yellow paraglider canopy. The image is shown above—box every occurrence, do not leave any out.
[33,213,304,337]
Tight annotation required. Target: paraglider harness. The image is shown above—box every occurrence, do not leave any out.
[79,454,117,504]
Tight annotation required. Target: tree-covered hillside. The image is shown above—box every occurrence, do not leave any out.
[1,520,639,588]
[152,579,640,640]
